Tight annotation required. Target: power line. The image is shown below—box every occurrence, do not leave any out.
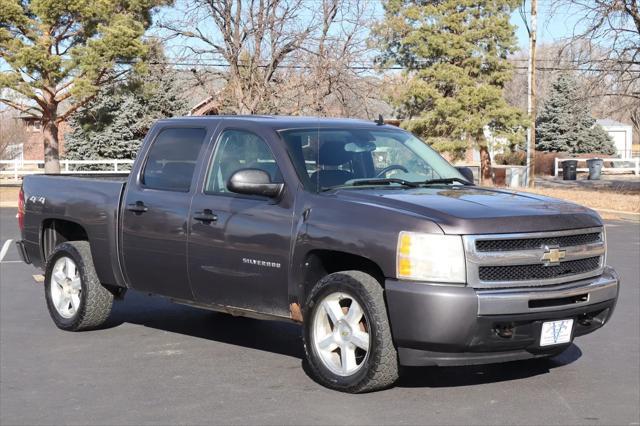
[117,59,640,73]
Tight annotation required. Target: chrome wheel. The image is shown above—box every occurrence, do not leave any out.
[50,257,81,319]
[312,292,370,377]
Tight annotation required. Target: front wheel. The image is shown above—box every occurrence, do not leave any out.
[303,271,399,393]
[44,241,114,331]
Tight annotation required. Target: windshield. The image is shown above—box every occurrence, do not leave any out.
[279,128,466,192]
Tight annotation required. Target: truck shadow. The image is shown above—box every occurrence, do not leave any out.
[396,344,582,388]
[107,290,582,389]
[106,290,305,359]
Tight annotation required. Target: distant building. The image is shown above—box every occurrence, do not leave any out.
[16,116,70,161]
[13,96,219,162]
[189,96,219,116]
[596,119,635,159]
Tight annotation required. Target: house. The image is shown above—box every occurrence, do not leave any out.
[189,96,219,116]
[596,119,635,159]
[14,116,70,162]
[11,96,219,163]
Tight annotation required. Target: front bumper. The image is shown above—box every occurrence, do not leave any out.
[385,266,619,367]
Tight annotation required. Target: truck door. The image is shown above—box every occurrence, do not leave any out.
[121,126,211,300]
[188,125,295,317]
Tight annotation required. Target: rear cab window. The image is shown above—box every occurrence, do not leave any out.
[141,128,207,192]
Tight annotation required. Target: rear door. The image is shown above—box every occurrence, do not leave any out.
[187,123,296,316]
[120,125,212,300]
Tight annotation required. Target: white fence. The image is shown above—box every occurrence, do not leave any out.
[554,157,640,177]
[0,159,134,182]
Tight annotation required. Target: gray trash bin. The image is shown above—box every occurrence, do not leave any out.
[562,160,578,180]
[587,158,604,180]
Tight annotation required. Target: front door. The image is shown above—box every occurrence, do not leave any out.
[121,126,210,300]
[188,126,295,316]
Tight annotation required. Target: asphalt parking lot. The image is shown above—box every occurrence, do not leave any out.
[1,207,638,426]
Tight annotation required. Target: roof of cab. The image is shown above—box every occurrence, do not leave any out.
[157,115,395,130]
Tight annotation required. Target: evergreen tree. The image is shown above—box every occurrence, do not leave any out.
[536,74,616,155]
[0,0,168,173]
[374,0,526,178]
[64,45,188,164]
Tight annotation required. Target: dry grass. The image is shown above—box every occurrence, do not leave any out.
[0,186,19,207]
[521,187,640,214]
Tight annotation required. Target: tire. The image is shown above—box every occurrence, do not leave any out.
[303,271,399,393]
[44,241,114,331]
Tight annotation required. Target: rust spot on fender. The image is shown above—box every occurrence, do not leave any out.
[290,302,303,323]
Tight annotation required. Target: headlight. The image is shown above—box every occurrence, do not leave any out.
[396,231,466,283]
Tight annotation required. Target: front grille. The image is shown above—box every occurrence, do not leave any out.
[478,256,601,282]
[476,232,601,252]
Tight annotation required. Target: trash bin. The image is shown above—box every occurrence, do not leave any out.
[587,158,604,180]
[562,160,578,180]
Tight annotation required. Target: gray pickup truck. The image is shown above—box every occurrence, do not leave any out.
[16,116,619,392]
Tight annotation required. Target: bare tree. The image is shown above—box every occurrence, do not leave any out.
[160,0,315,114]
[159,0,382,117]
[549,1,639,99]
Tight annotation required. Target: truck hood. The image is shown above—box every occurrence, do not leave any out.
[331,186,602,234]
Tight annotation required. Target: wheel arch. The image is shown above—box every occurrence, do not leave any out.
[295,250,386,312]
[40,218,125,293]
[41,218,89,261]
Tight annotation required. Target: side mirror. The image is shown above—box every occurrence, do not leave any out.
[227,168,284,198]
[456,166,475,184]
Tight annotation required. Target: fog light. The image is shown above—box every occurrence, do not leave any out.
[495,325,514,339]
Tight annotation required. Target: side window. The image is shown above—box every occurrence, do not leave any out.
[142,128,207,192]
[205,129,283,194]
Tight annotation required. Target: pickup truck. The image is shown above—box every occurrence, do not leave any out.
[16,116,619,393]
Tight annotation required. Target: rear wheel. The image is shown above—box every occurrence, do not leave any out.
[44,241,114,331]
[303,271,398,393]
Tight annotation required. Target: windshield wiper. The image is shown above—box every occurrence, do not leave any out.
[322,178,419,191]
[420,177,473,186]
[350,178,419,188]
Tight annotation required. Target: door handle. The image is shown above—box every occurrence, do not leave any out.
[126,201,148,214]
[193,209,218,223]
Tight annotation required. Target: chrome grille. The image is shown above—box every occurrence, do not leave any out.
[463,227,605,288]
[475,232,602,252]
[478,256,601,282]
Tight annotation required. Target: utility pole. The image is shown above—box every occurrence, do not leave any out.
[525,0,537,187]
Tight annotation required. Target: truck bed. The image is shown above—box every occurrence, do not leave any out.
[21,174,128,288]
[39,173,129,182]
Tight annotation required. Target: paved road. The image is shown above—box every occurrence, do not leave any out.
[1,207,638,425]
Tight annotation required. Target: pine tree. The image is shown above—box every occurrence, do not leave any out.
[536,74,616,155]
[374,0,526,178]
[64,45,188,165]
[0,0,168,173]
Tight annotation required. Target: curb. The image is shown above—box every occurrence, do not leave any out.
[595,208,640,222]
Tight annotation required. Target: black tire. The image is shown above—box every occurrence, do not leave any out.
[44,241,114,331]
[303,271,399,393]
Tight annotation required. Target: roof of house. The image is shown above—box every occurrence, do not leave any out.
[189,96,219,116]
[596,119,632,127]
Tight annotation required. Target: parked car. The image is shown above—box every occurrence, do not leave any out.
[16,116,619,393]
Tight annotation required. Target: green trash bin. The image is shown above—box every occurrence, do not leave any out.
[587,158,604,180]
[562,160,578,180]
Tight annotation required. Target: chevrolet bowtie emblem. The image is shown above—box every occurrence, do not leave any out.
[541,246,566,266]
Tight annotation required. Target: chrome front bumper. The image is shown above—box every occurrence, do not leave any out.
[385,266,619,366]
[476,267,619,315]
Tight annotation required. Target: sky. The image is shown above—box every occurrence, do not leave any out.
[152,0,588,63]
[0,1,594,84]
[511,0,586,50]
